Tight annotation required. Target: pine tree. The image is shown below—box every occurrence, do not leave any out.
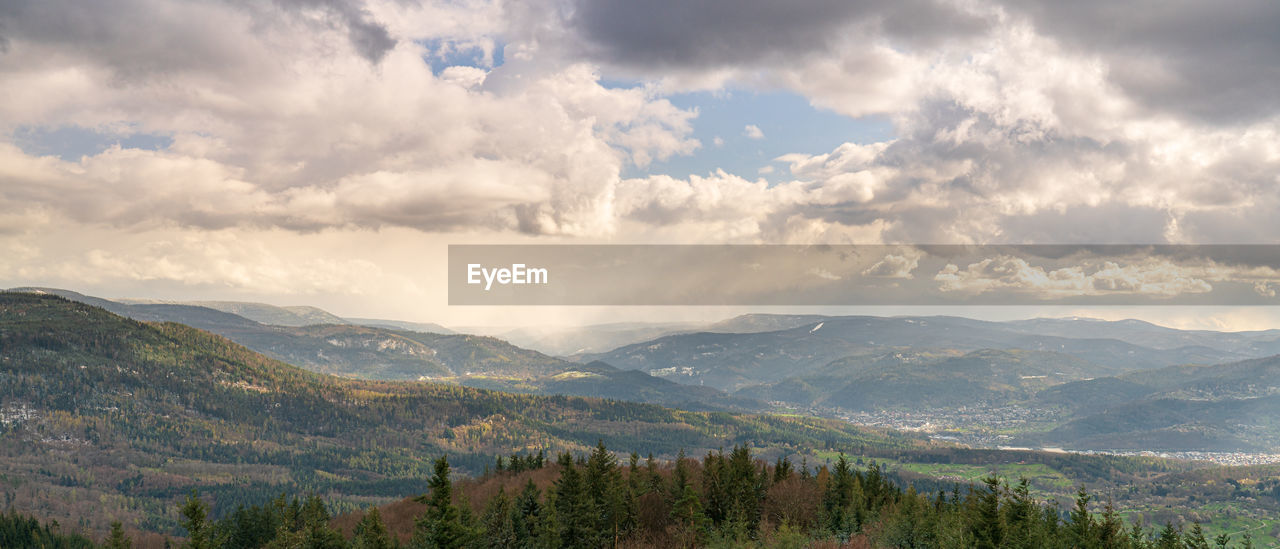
[300,495,345,549]
[352,507,394,549]
[970,475,1002,549]
[646,453,662,494]
[180,491,211,549]
[553,455,593,549]
[1155,522,1181,549]
[1098,499,1125,549]
[1002,477,1036,548]
[671,448,691,500]
[477,487,516,548]
[1067,486,1095,549]
[411,456,474,549]
[823,453,857,539]
[1184,523,1210,549]
[773,456,793,484]
[511,480,543,549]
[105,520,132,549]
[535,490,562,549]
[1213,532,1231,549]
[670,483,707,547]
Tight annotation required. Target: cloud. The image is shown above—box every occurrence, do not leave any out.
[1009,1,1280,123]
[808,268,841,281]
[565,0,991,71]
[933,255,1280,299]
[744,124,764,139]
[862,251,922,279]
[0,0,700,238]
[2,0,1280,312]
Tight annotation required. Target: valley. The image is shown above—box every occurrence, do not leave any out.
[8,289,1280,545]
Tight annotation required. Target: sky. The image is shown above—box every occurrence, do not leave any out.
[2,0,1280,329]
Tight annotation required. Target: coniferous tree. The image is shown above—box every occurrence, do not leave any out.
[671,483,708,547]
[1184,523,1210,549]
[1155,522,1181,549]
[1213,532,1232,549]
[969,475,1002,549]
[1067,486,1095,549]
[300,495,346,549]
[773,456,792,484]
[511,480,543,549]
[553,454,593,549]
[477,487,515,549]
[180,491,212,549]
[646,453,663,494]
[1098,500,1125,549]
[351,507,394,549]
[535,490,562,549]
[105,521,132,549]
[671,448,691,500]
[1001,477,1037,549]
[411,456,474,549]
[823,453,858,539]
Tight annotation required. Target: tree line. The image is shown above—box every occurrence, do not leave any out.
[178,443,1257,548]
[2,442,1262,548]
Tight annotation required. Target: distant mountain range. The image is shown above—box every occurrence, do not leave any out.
[5,288,761,412]
[1021,354,1280,451]
[0,292,909,535]
[15,287,1280,453]
[580,315,1265,392]
[459,360,766,413]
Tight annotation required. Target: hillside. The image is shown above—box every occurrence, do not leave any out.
[0,292,919,537]
[113,298,349,327]
[459,361,768,412]
[9,288,572,380]
[739,349,1113,411]
[9,288,766,412]
[1025,355,1280,451]
[581,316,1246,392]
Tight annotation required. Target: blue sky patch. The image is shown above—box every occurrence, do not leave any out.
[12,125,173,162]
[624,88,895,184]
[419,38,505,75]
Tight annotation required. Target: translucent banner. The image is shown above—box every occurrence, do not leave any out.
[448,245,1280,305]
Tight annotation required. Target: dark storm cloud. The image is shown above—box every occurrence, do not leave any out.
[567,0,991,69]
[269,0,397,63]
[0,0,395,71]
[1010,1,1280,124]
[568,0,1280,123]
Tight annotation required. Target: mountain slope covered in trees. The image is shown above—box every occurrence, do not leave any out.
[0,292,919,539]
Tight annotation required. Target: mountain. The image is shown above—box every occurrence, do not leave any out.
[114,298,350,327]
[1004,317,1280,354]
[703,313,829,333]
[1024,354,1280,451]
[7,287,571,380]
[458,361,767,412]
[1035,396,1280,451]
[741,349,1116,411]
[345,317,455,335]
[0,292,921,537]
[464,321,704,357]
[4,288,766,409]
[582,316,1244,392]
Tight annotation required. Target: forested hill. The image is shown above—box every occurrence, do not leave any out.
[0,292,920,540]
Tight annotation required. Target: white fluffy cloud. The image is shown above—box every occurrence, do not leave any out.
[0,1,699,238]
[933,255,1280,299]
[3,0,1280,313]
